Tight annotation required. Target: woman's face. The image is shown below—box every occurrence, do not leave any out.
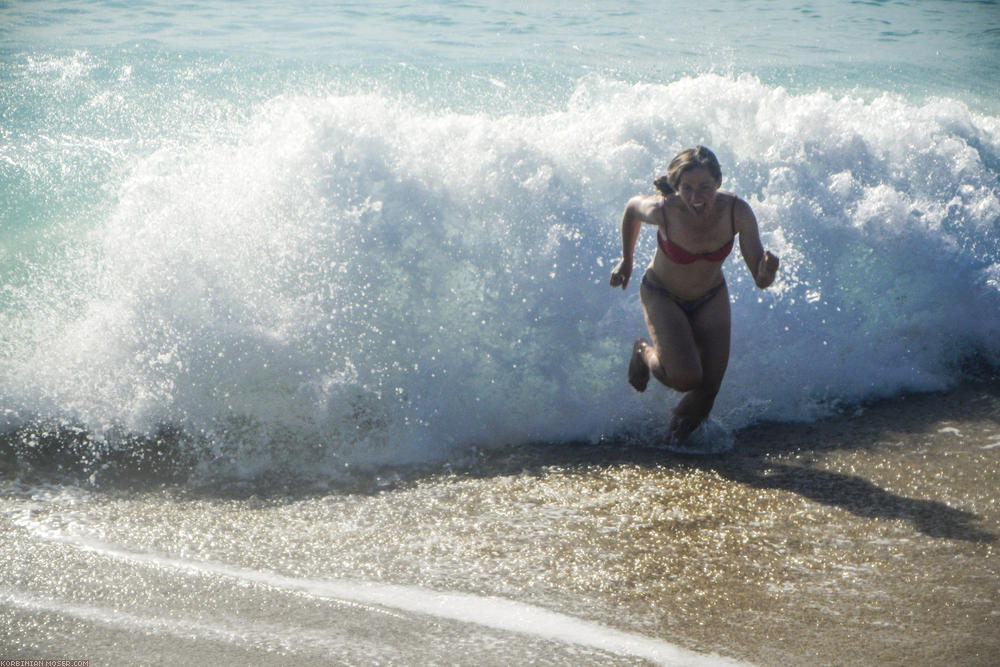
[677,167,721,218]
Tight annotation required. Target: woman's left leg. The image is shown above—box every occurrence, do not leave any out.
[669,283,731,440]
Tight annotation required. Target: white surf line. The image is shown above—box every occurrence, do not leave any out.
[23,526,746,666]
[0,587,354,657]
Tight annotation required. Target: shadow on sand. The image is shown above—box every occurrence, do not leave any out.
[449,381,1000,544]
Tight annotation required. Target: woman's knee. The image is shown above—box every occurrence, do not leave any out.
[653,361,699,392]
[649,346,702,392]
[641,343,691,389]
[668,371,703,393]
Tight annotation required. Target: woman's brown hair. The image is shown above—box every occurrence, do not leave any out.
[653,145,723,196]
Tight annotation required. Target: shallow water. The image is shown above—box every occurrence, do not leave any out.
[3,383,997,665]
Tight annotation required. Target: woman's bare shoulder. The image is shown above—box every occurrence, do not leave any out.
[718,190,742,205]
[628,194,670,224]
[720,191,754,220]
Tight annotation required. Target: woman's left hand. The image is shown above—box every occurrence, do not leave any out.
[756,251,779,288]
[609,258,633,290]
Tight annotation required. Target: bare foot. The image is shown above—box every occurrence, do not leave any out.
[668,416,701,443]
[628,339,650,392]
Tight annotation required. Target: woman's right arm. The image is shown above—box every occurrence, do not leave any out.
[610,195,660,290]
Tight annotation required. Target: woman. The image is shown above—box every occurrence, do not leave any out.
[609,146,779,442]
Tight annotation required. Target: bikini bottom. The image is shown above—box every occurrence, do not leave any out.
[641,272,725,315]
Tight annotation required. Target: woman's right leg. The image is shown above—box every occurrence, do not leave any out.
[631,282,702,392]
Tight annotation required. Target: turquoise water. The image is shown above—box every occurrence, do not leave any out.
[3,0,998,103]
[2,0,1000,481]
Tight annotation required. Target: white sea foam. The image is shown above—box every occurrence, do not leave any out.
[1,587,359,657]
[12,514,743,666]
[2,73,999,478]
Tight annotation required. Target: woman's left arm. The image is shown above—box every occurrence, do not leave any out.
[734,197,779,288]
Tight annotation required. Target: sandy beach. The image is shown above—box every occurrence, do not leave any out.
[3,381,997,665]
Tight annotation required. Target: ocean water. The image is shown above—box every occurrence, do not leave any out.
[2,3,1000,664]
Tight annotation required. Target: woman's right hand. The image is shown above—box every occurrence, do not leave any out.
[609,259,633,290]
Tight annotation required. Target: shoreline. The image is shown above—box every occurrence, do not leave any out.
[1,380,997,665]
[3,377,1000,494]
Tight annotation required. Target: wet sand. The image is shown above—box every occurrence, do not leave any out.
[2,382,998,665]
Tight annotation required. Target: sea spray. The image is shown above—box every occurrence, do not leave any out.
[3,73,999,482]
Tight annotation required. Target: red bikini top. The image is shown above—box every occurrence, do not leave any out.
[657,196,738,264]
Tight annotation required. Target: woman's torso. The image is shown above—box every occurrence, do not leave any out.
[646,192,739,299]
